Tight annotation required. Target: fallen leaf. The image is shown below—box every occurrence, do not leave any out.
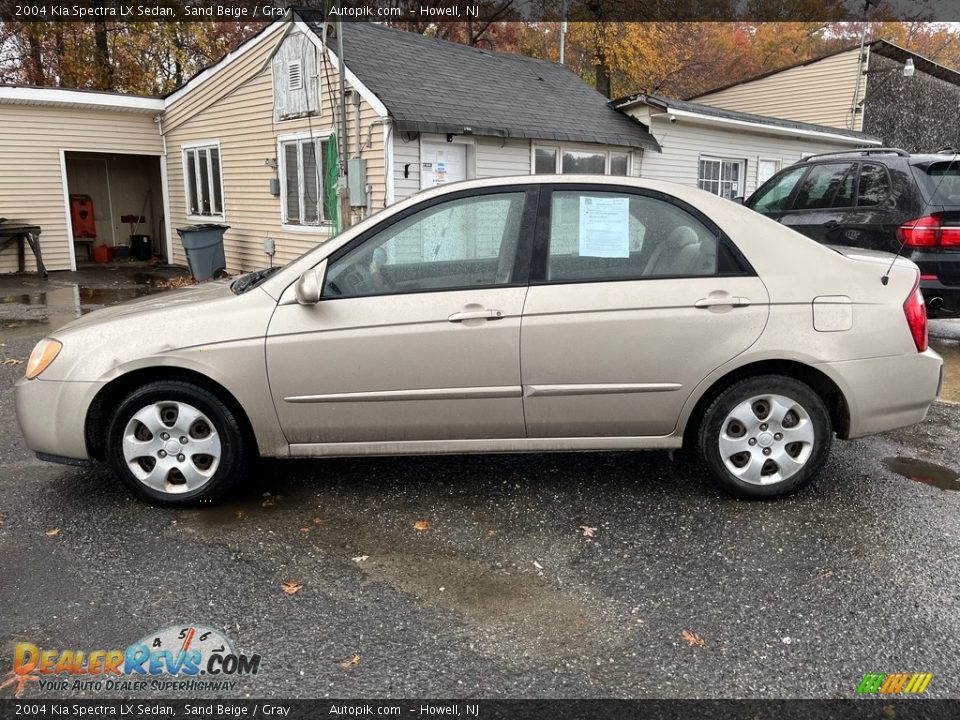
[262,498,276,508]
[0,358,23,366]
[533,561,543,570]
[579,525,597,538]
[313,516,324,524]
[280,580,303,596]
[45,528,60,537]
[681,630,706,648]
[234,510,247,520]
[298,527,311,535]
[414,520,431,531]
[486,529,496,537]
[154,276,196,289]
[352,555,369,563]
[338,653,361,668]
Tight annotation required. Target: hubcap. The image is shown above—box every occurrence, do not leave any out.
[122,401,222,494]
[719,393,814,486]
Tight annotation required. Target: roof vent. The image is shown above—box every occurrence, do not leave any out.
[288,61,303,91]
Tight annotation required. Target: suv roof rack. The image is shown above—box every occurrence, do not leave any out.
[800,147,910,162]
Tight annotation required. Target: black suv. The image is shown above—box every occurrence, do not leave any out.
[744,148,960,314]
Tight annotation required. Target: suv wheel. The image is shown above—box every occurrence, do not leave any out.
[698,375,832,499]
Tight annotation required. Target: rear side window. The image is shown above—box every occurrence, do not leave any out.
[792,163,856,210]
[913,161,960,206]
[856,163,891,206]
[546,191,719,282]
[749,165,805,213]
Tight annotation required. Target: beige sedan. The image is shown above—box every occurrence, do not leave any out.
[15,177,943,505]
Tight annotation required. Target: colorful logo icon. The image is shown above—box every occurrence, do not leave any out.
[856,672,933,695]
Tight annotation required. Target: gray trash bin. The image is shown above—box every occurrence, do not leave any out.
[176,224,229,281]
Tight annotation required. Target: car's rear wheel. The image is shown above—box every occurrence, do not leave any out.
[105,381,248,506]
[698,375,832,499]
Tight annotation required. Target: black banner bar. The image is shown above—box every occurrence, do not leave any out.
[2,700,960,720]
[1,0,960,23]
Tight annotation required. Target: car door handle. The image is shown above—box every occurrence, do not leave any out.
[823,220,841,229]
[448,309,504,323]
[694,296,752,309]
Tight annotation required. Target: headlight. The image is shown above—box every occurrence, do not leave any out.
[25,338,62,380]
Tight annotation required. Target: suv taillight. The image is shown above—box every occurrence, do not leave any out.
[897,214,960,247]
[903,277,928,352]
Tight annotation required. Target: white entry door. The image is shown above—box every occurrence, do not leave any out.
[421,142,468,189]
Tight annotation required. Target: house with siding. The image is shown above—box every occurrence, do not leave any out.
[0,13,658,275]
[691,40,960,153]
[611,93,881,200]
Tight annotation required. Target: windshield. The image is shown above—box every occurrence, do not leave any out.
[913,159,960,206]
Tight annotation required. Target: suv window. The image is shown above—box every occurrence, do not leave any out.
[913,160,960,206]
[856,163,891,206]
[792,163,856,211]
[748,166,805,213]
[323,192,526,298]
[546,190,718,282]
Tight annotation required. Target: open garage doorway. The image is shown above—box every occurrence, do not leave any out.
[63,151,169,267]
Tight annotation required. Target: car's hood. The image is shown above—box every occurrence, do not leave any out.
[53,280,236,334]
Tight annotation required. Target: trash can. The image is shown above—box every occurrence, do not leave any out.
[130,234,152,261]
[176,224,228,281]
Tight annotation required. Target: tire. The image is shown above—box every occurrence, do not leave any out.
[105,380,249,506]
[697,375,832,500]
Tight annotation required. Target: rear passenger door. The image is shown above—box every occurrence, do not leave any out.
[778,162,858,243]
[519,185,770,438]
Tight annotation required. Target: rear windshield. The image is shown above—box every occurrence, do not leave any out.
[913,161,960,206]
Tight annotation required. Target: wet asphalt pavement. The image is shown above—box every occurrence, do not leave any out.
[1,270,959,699]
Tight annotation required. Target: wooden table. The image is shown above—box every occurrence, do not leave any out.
[0,223,46,278]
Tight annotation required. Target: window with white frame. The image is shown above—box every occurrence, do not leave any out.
[183,144,224,218]
[280,135,333,226]
[757,158,782,186]
[698,157,745,199]
[533,145,631,176]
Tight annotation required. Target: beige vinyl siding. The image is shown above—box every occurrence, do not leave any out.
[393,135,420,201]
[475,138,531,178]
[694,48,864,131]
[0,104,161,272]
[635,115,863,195]
[164,27,386,273]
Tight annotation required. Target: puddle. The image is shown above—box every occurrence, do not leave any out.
[0,283,157,337]
[931,339,960,404]
[883,456,960,490]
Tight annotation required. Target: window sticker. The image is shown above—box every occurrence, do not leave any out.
[579,196,630,258]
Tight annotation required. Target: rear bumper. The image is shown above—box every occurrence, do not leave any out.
[819,349,943,439]
[14,376,102,460]
[910,250,960,312]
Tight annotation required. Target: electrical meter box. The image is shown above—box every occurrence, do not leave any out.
[348,158,367,207]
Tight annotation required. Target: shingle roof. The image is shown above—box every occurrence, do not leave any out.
[612,93,880,143]
[296,13,659,151]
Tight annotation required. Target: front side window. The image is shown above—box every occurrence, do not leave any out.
[183,145,223,218]
[323,192,527,298]
[748,165,806,213]
[698,157,744,199]
[281,136,332,226]
[791,162,856,211]
[534,145,630,176]
[546,190,719,282]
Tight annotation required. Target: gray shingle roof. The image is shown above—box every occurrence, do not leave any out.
[296,14,659,151]
[612,93,880,143]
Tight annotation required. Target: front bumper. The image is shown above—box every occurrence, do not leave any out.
[819,349,943,439]
[14,376,104,461]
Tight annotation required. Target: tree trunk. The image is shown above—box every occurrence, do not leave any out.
[93,22,113,90]
[27,28,44,85]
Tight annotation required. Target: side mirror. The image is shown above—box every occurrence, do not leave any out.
[731,196,745,205]
[295,260,327,305]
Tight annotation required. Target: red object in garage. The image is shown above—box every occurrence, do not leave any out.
[92,244,112,263]
[70,195,96,238]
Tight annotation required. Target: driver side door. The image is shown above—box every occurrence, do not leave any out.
[265,186,538,447]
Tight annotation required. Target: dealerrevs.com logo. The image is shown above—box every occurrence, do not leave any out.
[7,625,261,695]
[856,672,933,695]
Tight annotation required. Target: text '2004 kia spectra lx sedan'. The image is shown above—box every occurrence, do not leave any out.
[15,177,943,505]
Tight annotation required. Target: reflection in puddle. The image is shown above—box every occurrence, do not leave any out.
[883,456,960,490]
[0,284,157,337]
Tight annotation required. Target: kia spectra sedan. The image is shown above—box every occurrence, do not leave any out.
[15,176,943,505]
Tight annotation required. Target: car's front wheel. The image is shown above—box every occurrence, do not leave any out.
[105,381,249,506]
[698,375,832,499]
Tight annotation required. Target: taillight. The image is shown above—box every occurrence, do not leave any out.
[903,277,928,352]
[897,214,960,247]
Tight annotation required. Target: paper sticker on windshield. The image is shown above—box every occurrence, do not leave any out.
[579,196,629,258]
